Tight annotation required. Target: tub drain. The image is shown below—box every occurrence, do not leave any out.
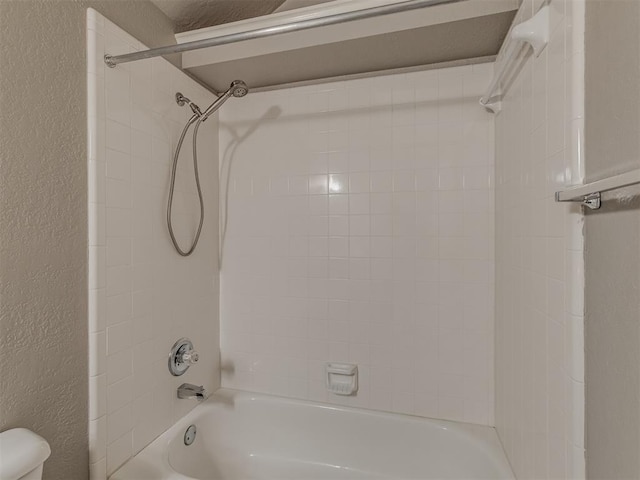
[184,425,197,446]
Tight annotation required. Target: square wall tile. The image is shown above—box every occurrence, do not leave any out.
[87,11,220,477]
[219,65,495,426]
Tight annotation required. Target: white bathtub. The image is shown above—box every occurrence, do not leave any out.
[111,389,514,480]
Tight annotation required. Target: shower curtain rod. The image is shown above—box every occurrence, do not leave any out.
[104,0,465,67]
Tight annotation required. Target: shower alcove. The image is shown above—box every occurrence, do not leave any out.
[87,0,586,478]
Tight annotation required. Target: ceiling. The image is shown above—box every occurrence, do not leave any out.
[151,0,333,32]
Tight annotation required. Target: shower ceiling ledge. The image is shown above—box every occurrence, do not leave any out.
[176,0,518,91]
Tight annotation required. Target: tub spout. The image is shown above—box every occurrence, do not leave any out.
[177,383,207,401]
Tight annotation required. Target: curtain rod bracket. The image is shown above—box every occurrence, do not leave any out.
[104,55,116,68]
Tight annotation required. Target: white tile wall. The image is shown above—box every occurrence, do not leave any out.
[218,65,496,425]
[87,9,220,479]
[494,0,585,478]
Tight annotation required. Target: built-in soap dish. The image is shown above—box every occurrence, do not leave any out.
[326,362,358,395]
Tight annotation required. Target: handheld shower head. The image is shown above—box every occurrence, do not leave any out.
[168,79,250,257]
[200,80,249,121]
[230,80,248,98]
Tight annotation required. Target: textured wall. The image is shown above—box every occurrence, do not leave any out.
[584,1,640,478]
[494,0,586,477]
[219,64,496,425]
[0,2,175,479]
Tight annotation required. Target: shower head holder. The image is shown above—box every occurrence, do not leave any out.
[176,92,202,117]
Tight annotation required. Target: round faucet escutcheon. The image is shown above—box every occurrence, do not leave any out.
[169,338,199,376]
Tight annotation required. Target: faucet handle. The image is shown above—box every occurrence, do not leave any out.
[180,349,199,365]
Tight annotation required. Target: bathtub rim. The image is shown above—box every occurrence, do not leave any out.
[110,388,514,480]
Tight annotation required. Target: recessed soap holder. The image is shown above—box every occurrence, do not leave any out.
[326,362,358,396]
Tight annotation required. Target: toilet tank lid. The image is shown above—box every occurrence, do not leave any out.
[0,428,51,480]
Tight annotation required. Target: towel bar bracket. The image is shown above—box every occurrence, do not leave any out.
[555,191,601,210]
[582,192,602,210]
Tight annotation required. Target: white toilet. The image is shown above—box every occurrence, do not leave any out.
[0,428,51,480]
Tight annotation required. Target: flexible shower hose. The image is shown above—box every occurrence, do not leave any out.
[167,117,205,257]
